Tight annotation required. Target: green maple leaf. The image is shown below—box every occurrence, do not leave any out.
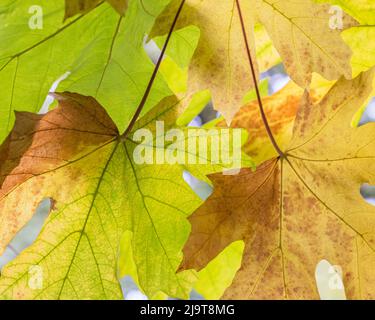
[0,0,172,144]
[193,241,244,300]
[0,91,250,299]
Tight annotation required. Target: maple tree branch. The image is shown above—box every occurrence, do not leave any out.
[235,0,285,158]
[120,0,185,140]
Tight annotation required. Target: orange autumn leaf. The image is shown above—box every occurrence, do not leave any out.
[220,81,330,165]
[225,82,304,165]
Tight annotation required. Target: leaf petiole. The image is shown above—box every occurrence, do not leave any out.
[120,0,186,140]
[235,0,285,158]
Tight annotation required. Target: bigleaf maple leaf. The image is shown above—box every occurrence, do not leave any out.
[151,0,356,123]
[179,69,375,299]
[0,92,243,299]
[0,0,172,144]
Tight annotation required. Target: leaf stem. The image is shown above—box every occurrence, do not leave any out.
[120,0,185,140]
[235,0,285,158]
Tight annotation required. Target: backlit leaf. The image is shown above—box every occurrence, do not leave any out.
[0,92,247,299]
[0,0,172,144]
[151,0,356,123]
[179,69,375,299]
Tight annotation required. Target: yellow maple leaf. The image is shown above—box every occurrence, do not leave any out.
[151,0,356,123]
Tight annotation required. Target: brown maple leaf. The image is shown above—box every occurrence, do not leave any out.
[179,69,375,299]
[64,0,128,20]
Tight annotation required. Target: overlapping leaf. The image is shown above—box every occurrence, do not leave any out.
[150,0,258,123]
[0,0,171,144]
[0,91,248,299]
[223,82,307,165]
[216,76,333,165]
[151,0,356,123]
[315,0,375,76]
[252,0,356,85]
[194,241,244,300]
[0,0,373,301]
[179,69,375,299]
[64,0,129,20]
